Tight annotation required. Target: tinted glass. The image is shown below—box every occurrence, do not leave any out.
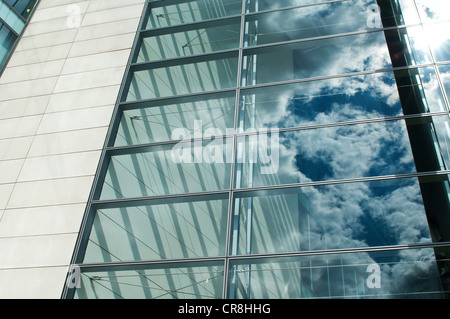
[75,262,224,299]
[100,139,233,199]
[235,119,418,188]
[244,0,381,46]
[241,31,392,86]
[232,178,433,256]
[126,56,239,101]
[137,19,241,62]
[145,0,242,29]
[228,248,445,298]
[83,195,229,262]
[116,93,236,146]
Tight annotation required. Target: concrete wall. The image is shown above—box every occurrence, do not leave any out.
[0,0,145,298]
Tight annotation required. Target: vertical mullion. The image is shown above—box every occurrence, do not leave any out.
[223,0,247,300]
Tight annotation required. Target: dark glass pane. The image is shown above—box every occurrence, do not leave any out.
[0,23,18,69]
[4,0,38,19]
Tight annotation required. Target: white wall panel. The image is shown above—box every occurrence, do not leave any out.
[0,0,146,298]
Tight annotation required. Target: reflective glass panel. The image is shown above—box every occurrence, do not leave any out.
[241,31,392,86]
[116,93,236,146]
[0,22,17,69]
[403,25,449,65]
[126,56,239,101]
[228,249,445,299]
[235,119,417,188]
[137,19,241,62]
[247,0,331,12]
[100,139,232,199]
[415,0,450,23]
[0,1,25,34]
[4,0,38,19]
[74,262,224,299]
[231,178,433,256]
[244,0,382,46]
[425,22,450,63]
[145,0,242,29]
[393,0,421,25]
[238,68,447,131]
[439,64,450,105]
[430,115,450,170]
[83,194,229,263]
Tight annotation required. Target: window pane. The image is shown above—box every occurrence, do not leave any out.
[403,26,439,65]
[137,19,241,62]
[126,56,238,101]
[145,0,242,29]
[244,0,380,46]
[231,178,433,256]
[75,262,224,299]
[241,31,392,86]
[238,68,447,131]
[393,0,421,25]
[228,249,445,299]
[4,0,38,19]
[439,64,450,104]
[0,23,17,68]
[235,119,417,188]
[116,93,236,146]
[415,0,450,23]
[83,194,229,262]
[0,1,25,34]
[425,22,450,63]
[246,0,326,12]
[100,139,232,199]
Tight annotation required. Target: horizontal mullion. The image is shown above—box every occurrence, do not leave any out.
[75,241,450,272]
[104,111,449,156]
[130,48,239,71]
[230,170,450,196]
[119,62,441,111]
[90,170,450,209]
[78,257,226,273]
[238,62,437,90]
[244,0,350,17]
[140,15,241,38]
[118,88,236,111]
[91,190,230,210]
[240,25,408,55]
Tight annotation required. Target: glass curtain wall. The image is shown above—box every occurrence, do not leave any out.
[0,0,38,73]
[65,0,450,299]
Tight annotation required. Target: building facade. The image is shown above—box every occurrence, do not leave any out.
[1,0,450,299]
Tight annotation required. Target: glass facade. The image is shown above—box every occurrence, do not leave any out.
[0,0,38,73]
[65,0,450,299]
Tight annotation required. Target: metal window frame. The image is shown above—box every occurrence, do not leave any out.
[62,0,450,299]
